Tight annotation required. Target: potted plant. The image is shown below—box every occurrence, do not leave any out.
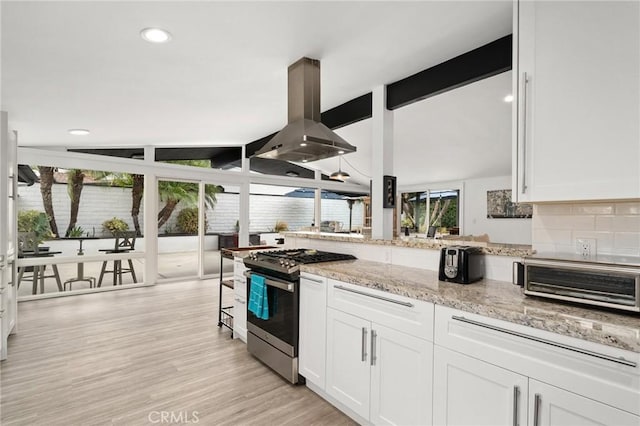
[102,217,129,236]
[17,210,54,249]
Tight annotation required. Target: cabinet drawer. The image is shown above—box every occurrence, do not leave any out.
[328,279,433,341]
[434,305,640,416]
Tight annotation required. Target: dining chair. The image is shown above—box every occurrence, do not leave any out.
[17,231,63,294]
[97,231,138,286]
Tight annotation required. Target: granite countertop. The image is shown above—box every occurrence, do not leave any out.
[300,259,640,353]
[285,231,533,257]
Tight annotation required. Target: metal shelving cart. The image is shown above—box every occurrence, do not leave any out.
[218,248,235,337]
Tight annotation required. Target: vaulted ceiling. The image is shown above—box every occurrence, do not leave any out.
[1,1,513,187]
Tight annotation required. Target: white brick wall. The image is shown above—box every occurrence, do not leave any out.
[18,184,362,236]
[532,201,640,256]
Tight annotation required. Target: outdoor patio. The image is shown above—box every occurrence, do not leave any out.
[16,250,234,298]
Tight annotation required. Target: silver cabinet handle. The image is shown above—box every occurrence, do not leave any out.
[513,386,520,426]
[370,330,377,366]
[302,275,324,283]
[8,174,16,199]
[234,297,246,305]
[334,285,414,308]
[533,393,541,426]
[361,327,368,362]
[451,315,637,367]
[521,72,529,194]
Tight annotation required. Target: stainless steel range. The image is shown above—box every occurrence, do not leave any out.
[243,249,356,383]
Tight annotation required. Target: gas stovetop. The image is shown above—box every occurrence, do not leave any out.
[243,249,356,278]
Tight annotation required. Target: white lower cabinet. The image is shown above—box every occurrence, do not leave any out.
[433,345,528,426]
[434,305,640,426]
[326,308,372,420]
[326,307,433,425]
[233,257,248,342]
[370,323,432,426]
[299,273,328,388]
[529,380,639,426]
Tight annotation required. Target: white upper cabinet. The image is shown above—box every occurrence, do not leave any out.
[513,0,640,202]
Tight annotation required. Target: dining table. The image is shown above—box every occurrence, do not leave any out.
[60,236,99,289]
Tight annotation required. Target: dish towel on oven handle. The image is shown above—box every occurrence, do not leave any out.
[248,273,269,320]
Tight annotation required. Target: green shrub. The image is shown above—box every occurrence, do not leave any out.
[17,210,53,245]
[274,220,289,233]
[176,207,204,235]
[67,225,85,237]
[102,217,129,236]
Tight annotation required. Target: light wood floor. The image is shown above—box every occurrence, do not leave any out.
[1,279,356,426]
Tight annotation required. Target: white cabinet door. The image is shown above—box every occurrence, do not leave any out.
[370,323,433,426]
[326,307,371,420]
[529,379,640,426]
[299,273,327,389]
[433,346,528,426]
[233,257,246,280]
[0,112,18,361]
[514,0,640,202]
[233,276,247,342]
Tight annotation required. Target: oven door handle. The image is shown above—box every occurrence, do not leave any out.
[243,271,294,293]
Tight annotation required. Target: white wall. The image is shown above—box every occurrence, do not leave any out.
[463,175,532,245]
[17,183,363,236]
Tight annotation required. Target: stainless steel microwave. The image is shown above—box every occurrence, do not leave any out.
[513,254,640,313]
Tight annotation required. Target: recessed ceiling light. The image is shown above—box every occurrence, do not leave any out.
[68,129,90,136]
[300,142,307,147]
[338,150,345,154]
[503,94,514,103]
[140,28,172,43]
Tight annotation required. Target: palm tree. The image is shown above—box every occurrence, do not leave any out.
[157,160,220,231]
[131,174,144,236]
[64,169,85,237]
[157,180,219,230]
[37,166,59,237]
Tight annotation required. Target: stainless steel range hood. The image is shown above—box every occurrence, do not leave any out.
[254,57,356,163]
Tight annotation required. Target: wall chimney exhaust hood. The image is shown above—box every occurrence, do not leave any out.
[254,57,356,163]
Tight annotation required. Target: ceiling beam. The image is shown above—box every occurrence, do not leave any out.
[386,35,512,110]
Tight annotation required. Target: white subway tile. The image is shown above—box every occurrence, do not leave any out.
[553,244,575,254]
[534,204,573,215]
[533,228,572,245]
[615,202,640,215]
[531,243,557,253]
[595,231,615,254]
[614,232,640,250]
[571,203,615,215]
[612,216,640,232]
[536,214,595,230]
[595,216,615,231]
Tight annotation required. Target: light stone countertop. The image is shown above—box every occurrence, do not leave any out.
[285,231,533,257]
[300,259,640,353]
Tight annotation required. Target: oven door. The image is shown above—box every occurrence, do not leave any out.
[244,271,299,356]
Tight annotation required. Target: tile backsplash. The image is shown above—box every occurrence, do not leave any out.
[532,201,640,256]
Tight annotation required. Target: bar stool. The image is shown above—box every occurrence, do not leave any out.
[97,231,138,286]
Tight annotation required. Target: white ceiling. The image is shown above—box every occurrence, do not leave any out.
[1,0,513,185]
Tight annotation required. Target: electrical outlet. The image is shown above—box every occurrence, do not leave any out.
[576,238,596,257]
